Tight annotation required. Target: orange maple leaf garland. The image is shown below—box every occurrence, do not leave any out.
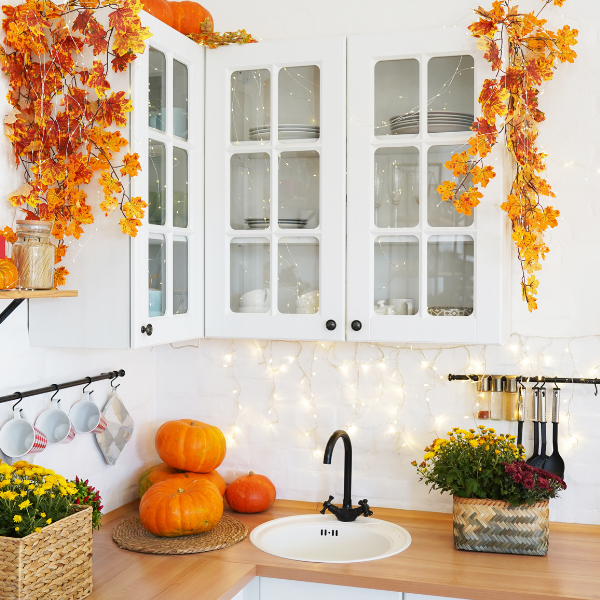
[1,0,151,287]
[437,0,578,311]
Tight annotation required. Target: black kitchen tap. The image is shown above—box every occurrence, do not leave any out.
[320,430,373,522]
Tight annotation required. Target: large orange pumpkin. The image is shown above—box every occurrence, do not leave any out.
[164,470,226,496]
[140,477,223,537]
[169,1,213,36]
[143,0,174,26]
[155,420,226,473]
[225,471,276,513]
[0,259,18,290]
[138,462,180,498]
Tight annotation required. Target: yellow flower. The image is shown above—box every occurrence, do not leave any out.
[424,452,435,460]
[28,485,35,490]
[469,440,478,448]
[46,518,52,524]
[488,428,495,433]
[485,445,490,450]
[3,491,17,501]
[14,527,19,531]
[495,449,501,455]
[35,528,41,533]
[13,479,22,485]
[40,513,46,517]
[20,491,27,496]
[18,499,31,510]
[13,515,22,523]
[50,494,55,498]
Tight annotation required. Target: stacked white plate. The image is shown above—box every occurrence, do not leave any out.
[389,112,474,134]
[249,124,320,141]
[244,218,308,229]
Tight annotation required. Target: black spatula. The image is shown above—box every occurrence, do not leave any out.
[530,387,548,469]
[526,387,540,465]
[544,387,565,479]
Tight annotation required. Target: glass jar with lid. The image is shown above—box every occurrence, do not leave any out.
[12,220,55,290]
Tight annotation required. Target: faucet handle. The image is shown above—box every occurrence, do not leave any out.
[358,499,373,517]
[320,495,335,515]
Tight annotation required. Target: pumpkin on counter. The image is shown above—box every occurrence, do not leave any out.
[226,471,276,513]
[164,469,226,496]
[138,462,180,498]
[143,0,173,26]
[169,1,213,36]
[140,477,223,537]
[155,419,226,473]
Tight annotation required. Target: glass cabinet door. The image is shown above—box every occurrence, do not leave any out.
[206,37,346,341]
[347,30,508,344]
[131,14,205,347]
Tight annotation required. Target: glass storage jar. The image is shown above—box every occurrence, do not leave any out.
[12,220,55,289]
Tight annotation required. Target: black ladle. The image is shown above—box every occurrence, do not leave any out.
[544,387,565,479]
[526,386,540,465]
[530,387,549,469]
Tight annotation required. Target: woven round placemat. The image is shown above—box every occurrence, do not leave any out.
[112,515,248,555]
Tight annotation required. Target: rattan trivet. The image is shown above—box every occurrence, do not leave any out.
[112,515,248,554]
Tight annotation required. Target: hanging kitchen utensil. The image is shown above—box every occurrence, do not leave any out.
[543,387,565,479]
[516,383,525,448]
[530,386,548,469]
[526,385,540,465]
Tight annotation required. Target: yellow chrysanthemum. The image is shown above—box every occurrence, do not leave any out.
[14,527,19,531]
[46,518,52,524]
[40,513,46,517]
[20,491,27,496]
[35,527,41,533]
[18,499,31,510]
[13,515,22,523]
[469,440,478,448]
[424,452,435,460]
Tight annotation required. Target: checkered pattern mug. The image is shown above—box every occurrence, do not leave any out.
[36,398,77,444]
[0,408,48,458]
[69,391,107,434]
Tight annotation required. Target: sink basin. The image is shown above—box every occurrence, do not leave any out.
[250,514,411,563]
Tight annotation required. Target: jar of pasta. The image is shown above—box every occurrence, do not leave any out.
[12,220,55,289]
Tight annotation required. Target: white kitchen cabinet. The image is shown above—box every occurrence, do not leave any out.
[29,13,205,348]
[346,30,510,344]
[204,38,347,341]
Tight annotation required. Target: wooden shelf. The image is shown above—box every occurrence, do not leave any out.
[0,290,78,299]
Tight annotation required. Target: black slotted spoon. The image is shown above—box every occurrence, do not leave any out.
[544,387,565,479]
[530,386,549,469]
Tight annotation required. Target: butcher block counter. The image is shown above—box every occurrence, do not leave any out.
[90,500,600,600]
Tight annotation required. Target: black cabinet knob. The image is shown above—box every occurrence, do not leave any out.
[141,324,153,336]
[326,320,336,331]
[351,320,362,331]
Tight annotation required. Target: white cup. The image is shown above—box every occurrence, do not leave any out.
[69,392,108,434]
[36,398,76,444]
[390,298,414,315]
[0,407,48,458]
[295,291,319,314]
[240,288,270,308]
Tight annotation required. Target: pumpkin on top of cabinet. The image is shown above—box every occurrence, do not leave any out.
[164,470,226,496]
[226,472,276,513]
[155,420,226,473]
[140,477,223,537]
[169,1,213,36]
[0,236,18,290]
[143,0,173,26]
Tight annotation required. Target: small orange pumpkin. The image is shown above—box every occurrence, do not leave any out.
[143,0,174,26]
[225,471,276,513]
[155,420,226,473]
[169,1,213,36]
[0,260,18,290]
[137,462,180,498]
[164,470,226,496]
[140,477,223,537]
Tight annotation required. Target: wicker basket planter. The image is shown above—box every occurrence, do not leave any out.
[453,496,549,556]
[0,505,93,600]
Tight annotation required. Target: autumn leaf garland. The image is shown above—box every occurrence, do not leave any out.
[1,0,151,287]
[438,0,578,311]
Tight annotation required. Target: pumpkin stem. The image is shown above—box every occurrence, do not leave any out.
[249,471,254,476]
[178,488,184,493]
[190,421,196,426]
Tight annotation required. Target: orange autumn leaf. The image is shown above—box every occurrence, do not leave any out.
[454,188,483,216]
[120,152,141,177]
[445,151,471,177]
[1,226,17,245]
[54,266,69,288]
[437,180,456,202]
[478,79,509,123]
[120,217,142,237]
[86,59,111,97]
[122,196,146,219]
[470,165,496,188]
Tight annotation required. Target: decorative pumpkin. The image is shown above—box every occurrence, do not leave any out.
[137,462,180,498]
[140,477,223,537]
[169,1,213,36]
[0,260,18,290]
[143,0,174,27]
[155,420,226,473]
[225,471,276,513]
[164,470,226,496]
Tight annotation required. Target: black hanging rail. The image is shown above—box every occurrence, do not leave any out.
[448,374,600,385]
[0,369,125,404]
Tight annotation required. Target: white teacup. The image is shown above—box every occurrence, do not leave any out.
[36,398,76,444]
[239,288,270,308]
[69,392,108,434]
[390,298,414,315]
[295,291,319,314]
[0,407,48,458]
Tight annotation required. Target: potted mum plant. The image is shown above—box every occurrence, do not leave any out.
[412,426,566,556]
[0,461,99,600]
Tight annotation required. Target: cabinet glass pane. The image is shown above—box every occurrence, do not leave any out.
[374,59,419,137]
[278,237,319,314]
[173,147,188,228]
[278,151,319,229]
[173,60,188,140]
[374,236,419,315]
[173,236,188,315]
[230,238,270,312]
[374,147,419,228]
[428,145,474,227]
[149,140,166,226]
[427,55,474,133]
[230,153,270,230]
[427,235,474,316]
[231,69,271,143]
[278,66,320,141]
[149,48,166,132]
[149,234,166,317]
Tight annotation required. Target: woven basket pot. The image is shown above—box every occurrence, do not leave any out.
[453,496,549,556]
[0,505,93,600]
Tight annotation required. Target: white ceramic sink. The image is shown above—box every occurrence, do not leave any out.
[250,514,411,563]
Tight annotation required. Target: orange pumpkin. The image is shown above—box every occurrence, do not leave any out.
[155,420,226,473]
[143,0,174,26]
[138,462,180,498]
[140,477,223,537]
[169,1,213,36]
[225,471,276,513]
[0,259,18,290]
[164,470,226,496]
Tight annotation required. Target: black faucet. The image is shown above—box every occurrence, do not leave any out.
[320,430,373,522]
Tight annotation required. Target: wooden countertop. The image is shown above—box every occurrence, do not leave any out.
[91,500,600,600]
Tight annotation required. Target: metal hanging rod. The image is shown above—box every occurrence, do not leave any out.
[0,369,125,404]
[448,374,600,385]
